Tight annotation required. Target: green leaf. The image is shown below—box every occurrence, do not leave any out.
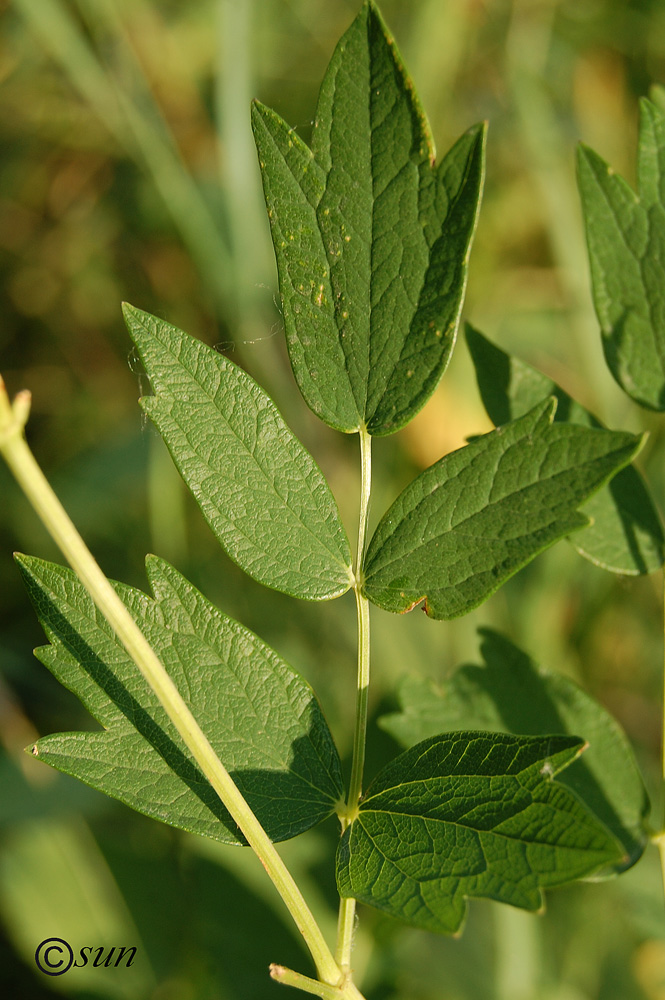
[336,732,623,935]
[362,398,643,618]
[465,324,664,575]
[252,0,485,436]
[123,303,352,601]
[380,628,649,873]
[17,553,345,845]
[578,97,665,410]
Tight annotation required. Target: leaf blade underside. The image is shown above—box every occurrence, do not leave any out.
[18,554,344,845]
[123,303,353,602]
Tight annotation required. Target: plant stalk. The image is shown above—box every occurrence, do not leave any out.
[270,964,365,999]
[0,377,348,993]
[336,426,372,975]
[347,425,372,809]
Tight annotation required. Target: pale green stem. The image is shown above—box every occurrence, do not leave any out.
[335,896,357,975]
[270,964,365,1000]
[336,426,372,975]
[0,378,345,992]
[347,426,372,810]
[347,585,371,814]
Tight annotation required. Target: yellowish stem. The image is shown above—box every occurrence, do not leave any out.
[0,376,350,993]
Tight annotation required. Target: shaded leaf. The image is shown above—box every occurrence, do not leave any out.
[18,554,344,845]
[336,732,623,934]
[578,97,665,410]
[123,304,352,602]
[380,628,649,873]
[252,0,485,436]
[362,398,642,618]
[466,324,664,574]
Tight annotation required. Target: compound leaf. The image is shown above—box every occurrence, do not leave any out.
[123,304,352,602]
[17,553,344,845]
[336,732,623,934]
[380,628,649,873]
[578,97,665,410]
[466,324,664,575]
[252,0,485,436]
[362,398,642,619]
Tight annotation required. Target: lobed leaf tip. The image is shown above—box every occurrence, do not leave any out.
[250,98,269,119]
[469,120,489,140]
[576,141,597,164]
[13,551,33,572]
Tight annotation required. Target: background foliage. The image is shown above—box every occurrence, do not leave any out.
[1,1,664,997]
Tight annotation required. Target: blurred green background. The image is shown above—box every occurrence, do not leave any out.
[1,0,665,997]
